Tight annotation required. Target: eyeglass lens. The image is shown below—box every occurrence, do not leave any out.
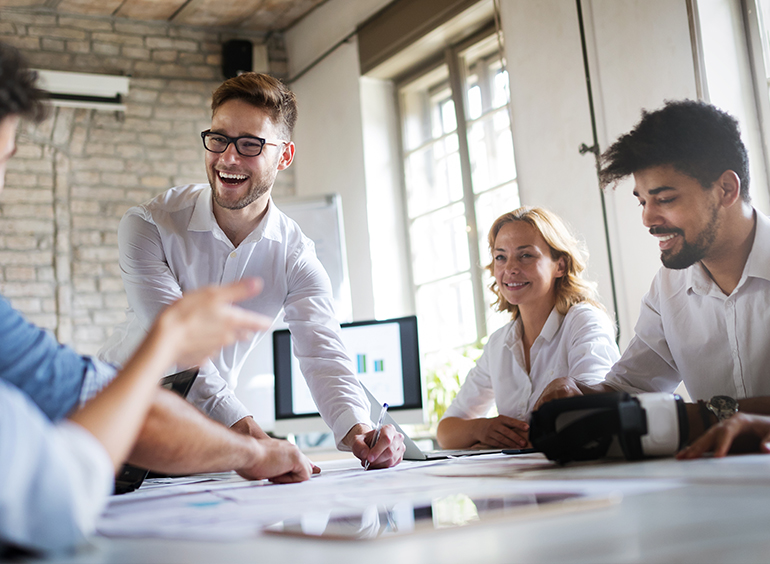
[203,133,265,157]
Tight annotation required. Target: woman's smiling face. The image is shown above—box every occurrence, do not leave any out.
[492,220,565,312]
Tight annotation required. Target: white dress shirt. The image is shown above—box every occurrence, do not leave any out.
[606,210,770,401]
[99,184,371,444]
[0,379,113,554]
[443,303,620,421]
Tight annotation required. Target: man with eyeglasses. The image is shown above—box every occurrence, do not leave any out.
[100,73,405,469]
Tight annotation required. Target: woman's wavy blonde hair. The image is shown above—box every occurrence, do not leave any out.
[486,206,602,319]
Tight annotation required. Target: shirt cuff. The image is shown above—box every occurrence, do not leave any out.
[78,358,118,407]
[200,392,252,428]
[332,407,375,451]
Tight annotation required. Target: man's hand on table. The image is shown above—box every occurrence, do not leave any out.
[677,413,770,460]
[344,423,405,469]
[236,436,320,483]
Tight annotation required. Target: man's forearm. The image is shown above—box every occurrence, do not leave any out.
[578,381,618,395]
[126,388,256,474]
[735,397,770,415]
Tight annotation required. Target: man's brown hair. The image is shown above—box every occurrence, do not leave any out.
[211,73,297,139]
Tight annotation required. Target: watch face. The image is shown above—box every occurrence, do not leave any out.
[711,396,738,411]
[708,395,739,421]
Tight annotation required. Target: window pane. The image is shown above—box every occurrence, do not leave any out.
[403,137,464,216]
[400,65,452,152]
[467,110,516,194]
[475,181,521,263]
[415,273,477,353]
[410,202,470,285]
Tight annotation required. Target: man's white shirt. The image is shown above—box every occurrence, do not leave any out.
[606,210,770,400]
[99,184,371,444]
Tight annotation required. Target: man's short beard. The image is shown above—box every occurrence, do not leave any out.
[212,182,269,210]
[660,203,720,270]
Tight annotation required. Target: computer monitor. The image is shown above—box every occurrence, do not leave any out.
[273,315,424,436]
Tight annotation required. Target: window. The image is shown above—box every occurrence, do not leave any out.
[398,31,519,362]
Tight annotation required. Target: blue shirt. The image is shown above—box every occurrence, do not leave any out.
[0,295,115,420]
[0,296,115,553]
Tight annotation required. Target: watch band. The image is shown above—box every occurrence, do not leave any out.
[697,400,714,431]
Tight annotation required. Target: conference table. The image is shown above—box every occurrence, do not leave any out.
[32,451,770,564]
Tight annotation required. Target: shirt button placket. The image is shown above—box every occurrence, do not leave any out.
[222,250,238,284]
[726,299,744,396]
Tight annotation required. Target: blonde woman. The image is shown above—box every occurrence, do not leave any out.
[436,207,620,449]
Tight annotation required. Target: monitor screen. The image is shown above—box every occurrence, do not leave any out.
[273,315,423,434]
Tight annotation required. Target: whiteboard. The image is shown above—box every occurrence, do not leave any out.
[274,194,352,321]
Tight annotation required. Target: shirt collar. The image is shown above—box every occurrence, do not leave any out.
[505,306,562,348]
[187,186,283,245]
[743,210,770,282]
[687,209,770,295]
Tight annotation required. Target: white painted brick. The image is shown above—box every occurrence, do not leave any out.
[73,278,97,293]
[10,297,42,313]
[75,246,119,262]
[37,266,55,282]
[0,188,52,203]
[1,282,52,297]
[5,266,36,281]
[4,236,38,250]
[74,293,103,309]
[2,204,53,219]
[26,314,57,330]
[0,219,54,234]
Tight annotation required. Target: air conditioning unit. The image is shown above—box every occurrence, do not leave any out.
[33,69,130,111]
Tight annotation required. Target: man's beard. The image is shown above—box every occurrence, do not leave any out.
[656,203,720,269]
[212,179,269,210]
[208,167,276,211]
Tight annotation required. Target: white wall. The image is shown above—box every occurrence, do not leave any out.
[360,76,414,319]
[290,38,377,320]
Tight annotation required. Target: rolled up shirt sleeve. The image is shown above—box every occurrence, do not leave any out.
[283,243,372,447]
[0,381,113,554]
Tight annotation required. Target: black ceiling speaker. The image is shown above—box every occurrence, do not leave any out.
[222,39,253,79]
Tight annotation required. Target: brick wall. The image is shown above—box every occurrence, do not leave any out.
[0,9,295,355]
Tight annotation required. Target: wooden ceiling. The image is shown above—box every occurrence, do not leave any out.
[0,0,329,32]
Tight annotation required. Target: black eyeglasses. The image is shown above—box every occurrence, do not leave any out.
[201,130,285,157]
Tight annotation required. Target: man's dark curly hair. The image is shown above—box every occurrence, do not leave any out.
[599,99,750,201]
[0,42,47,124]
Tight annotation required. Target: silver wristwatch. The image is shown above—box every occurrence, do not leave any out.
[705,395,739,422]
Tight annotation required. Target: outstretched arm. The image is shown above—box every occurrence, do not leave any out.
[69,279,269,470]
[128,389,315,481]
[437,416,530,450]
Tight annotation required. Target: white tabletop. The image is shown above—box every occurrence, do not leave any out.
[31,453,770,564]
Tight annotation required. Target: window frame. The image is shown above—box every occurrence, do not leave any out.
[394,23,516,350]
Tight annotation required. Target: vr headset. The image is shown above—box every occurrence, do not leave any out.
[529,392,689,464]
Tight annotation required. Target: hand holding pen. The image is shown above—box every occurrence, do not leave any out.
[364,403,388,470]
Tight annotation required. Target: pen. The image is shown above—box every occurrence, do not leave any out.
[364,402,388,471]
